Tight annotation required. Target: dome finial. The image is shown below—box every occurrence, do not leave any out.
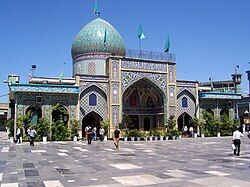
[93,1,100,18]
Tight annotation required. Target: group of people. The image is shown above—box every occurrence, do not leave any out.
[15,127,36,146]
[84,124,121,151]
[182,125,194,137]
[85,125,105,145]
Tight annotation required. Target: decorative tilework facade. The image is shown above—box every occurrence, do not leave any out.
[122,60,167,72]
[176,89,196,118]
[79,85,108,125]
[121,71,167,94]
[14,92,78,125]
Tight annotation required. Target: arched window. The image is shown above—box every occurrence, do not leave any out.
[89,93,97,106]
[182,97,188,107]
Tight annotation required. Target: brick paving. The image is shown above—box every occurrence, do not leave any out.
[0,134,250,187]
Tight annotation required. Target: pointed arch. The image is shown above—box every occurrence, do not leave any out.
[80,85,108,122]
[123,77,165,99]
[177,112,192,132]
[122,77,165,130]
[26,105,42,125]
[51,103,69,125]
[82,111,103,138]
[177,89,196,103]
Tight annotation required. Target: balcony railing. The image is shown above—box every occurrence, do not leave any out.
[125,49,175,62]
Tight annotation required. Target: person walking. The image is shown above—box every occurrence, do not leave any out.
[87,127,92,145]
[27,127,31,142]
[85,125,91,140]
[30,127,37,146]
[113,126,120,150]
[232,127,244,156]
[189,126,194,137]
[92,126,97,141]
[99,126,105,141]
[16,127,21,143]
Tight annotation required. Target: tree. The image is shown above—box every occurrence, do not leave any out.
[166,115,177,131]
[52,103,68,123]
[6,119,14,138]
[220,114,237,136]
[189,117,205,134]
[34,118,50,141]
[70,118,79,138]
[100,119,110,136]
[51,119,70,141]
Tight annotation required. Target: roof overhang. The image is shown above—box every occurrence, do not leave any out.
[199,92,241,100]
[9,84,79,94]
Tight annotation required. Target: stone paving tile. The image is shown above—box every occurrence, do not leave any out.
[0,137,250,186]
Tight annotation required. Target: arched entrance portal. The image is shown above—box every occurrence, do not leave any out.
[52,104,69,125]
[144,116,150,131]
[82,112,103,138]
[26,105,42,125]
[220,108,229,117]
[177,113,192,132]
[122,78,164,130]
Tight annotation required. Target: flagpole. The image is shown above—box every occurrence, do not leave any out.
[139,39,141,51]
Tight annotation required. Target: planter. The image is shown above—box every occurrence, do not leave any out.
[124,137,128,141]
[172,136,176,140]
[131,137,135,141]
[194,133,198,138]
[165,136,169,140]
[217,133,221,137]
[73,136,77,141]
[160,136,164,140]
[136,137,140,141]
[149,136,153,141]
[104,135,108,141]
[178,135,182,139]
[201,134,205,138]
[154,136,158,140]
[143,137,148,141]
[43,136,47,143]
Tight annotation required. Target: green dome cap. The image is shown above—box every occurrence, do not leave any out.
[71,18,126,59]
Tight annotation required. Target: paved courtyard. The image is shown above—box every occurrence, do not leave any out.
[0,134,250,187]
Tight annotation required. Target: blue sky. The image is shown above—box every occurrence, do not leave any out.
[0,0,250,102]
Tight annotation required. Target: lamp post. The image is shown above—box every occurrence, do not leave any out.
[31,65,37,77]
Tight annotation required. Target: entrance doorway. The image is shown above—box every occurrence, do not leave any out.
[144,117,150,131]
[177,113,192,132]
[82,112,102,138]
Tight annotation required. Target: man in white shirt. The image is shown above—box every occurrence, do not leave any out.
[99,126,105,141]
[16,128,21,143]
[85,125,90,140]
[232,127,244,156]
[30,127,37,146]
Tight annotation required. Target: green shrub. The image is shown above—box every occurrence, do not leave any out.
[6,119,14,138]
[34,118,50,141]
[51,120,70,141]
[100,119,110,136]
[128,129,140,137]
[152,130,160,137]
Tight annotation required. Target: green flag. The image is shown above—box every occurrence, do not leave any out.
[59,71,64,82]
[138,24,145,39]
[164,37,170,53]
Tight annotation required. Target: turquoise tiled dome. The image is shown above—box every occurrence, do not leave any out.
[71,18,126,59]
